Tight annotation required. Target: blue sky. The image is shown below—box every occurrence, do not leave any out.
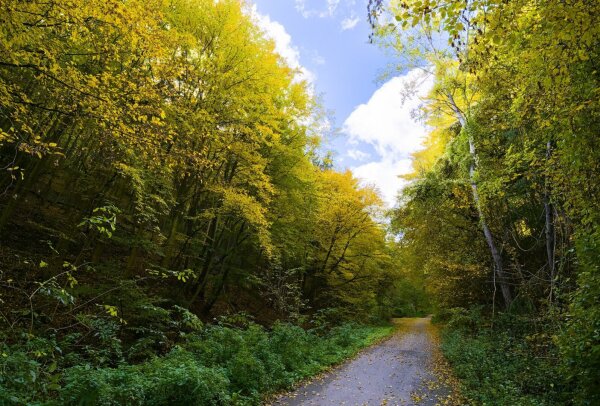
[250,0,432,206]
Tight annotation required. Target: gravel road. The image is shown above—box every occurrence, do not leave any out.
[272,318,456,406]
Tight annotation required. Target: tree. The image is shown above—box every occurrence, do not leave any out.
[373,0,600,400]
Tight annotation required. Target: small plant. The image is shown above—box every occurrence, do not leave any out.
[78,204,121,238]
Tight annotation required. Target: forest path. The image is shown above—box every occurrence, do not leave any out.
[272,318,457,406]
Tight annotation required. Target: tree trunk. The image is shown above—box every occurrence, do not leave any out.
[448,93,513,307]
[544,140,556,300]
[469,153,513,307]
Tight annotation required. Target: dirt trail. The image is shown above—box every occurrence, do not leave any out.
[272,318,456,406]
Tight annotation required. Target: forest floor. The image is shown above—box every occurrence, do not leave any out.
[271,318,461,406]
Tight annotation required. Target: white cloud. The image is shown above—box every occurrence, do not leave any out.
[249,5,315,85]
[343,68,434,207]
[327,0,341,15]
[295,0,341,18]
[294,0,360,36]
[347,149,371,161]
[311,52,326,65]
[344,69,433,160]
[352,158,413,206]
[341,16,360,30]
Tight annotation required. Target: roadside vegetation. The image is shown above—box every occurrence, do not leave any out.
[2,315,392,405]
[436,308,565,405]
[369,0,600,404]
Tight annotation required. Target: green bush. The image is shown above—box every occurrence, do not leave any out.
[440,308,569,405]
[51,320,393,405]
[268,322,311,373]
[0,336,62,405]
[558,233,600,405]
[60,350,231,405]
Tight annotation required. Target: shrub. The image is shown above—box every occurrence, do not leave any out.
[440,308,569,405]
[3,319,393,405]
[60,350,230,405]
[0,336,62,404]
[268,322,311,372]
[558,234,600,405]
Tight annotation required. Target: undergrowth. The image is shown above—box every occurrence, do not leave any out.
[0,320,393,405]
[437,307,572,406]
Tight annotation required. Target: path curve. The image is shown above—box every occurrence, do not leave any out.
[272,318,455,406]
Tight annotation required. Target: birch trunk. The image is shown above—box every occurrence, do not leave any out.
[544,140,556,300]
[448,93,513,307]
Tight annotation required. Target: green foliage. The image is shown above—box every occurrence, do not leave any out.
[4,0,598,402]
[60,351,231,406]
[183,320,392,398]
[78,205,121,239]
[1,321,392,405]
[558,233,600,404]
[0,335,63,404]
[440,308,568,405]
